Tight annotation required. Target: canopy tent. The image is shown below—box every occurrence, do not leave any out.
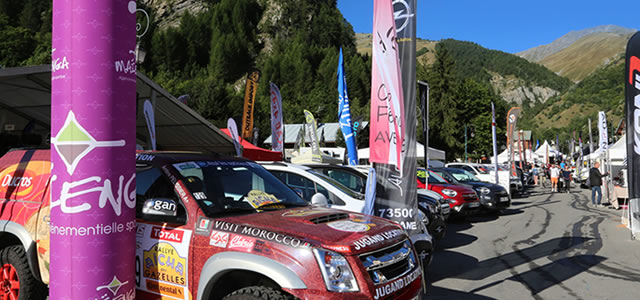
[220,129,282,161]
[0,65,235,155]
[608,134,626,164]
[492,148,540,164]
[357,142,446,163]
[290,149,342,164]
[263,122,368,146]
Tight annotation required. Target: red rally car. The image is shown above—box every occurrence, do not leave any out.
[0,149,423,300]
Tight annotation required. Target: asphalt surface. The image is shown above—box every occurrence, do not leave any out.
[425,185,640,299]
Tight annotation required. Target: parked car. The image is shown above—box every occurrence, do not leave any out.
[481,164,522,195]
[417,189,448,240]
[261,162,434,269]
[444,163,493,182]
[430,168,511,212]
[0,149,424,300]
[417,168,481,217]
[304,163,367,194]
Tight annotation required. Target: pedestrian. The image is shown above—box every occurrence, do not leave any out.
[562,165,572,193]
[549,164,560,192]
[589,162,609,207]
[532,164,539,186]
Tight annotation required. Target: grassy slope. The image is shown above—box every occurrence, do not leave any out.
[539,32,633,82]
[355,33,437,63]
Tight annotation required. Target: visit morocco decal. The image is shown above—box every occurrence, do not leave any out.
[135,224,192,300]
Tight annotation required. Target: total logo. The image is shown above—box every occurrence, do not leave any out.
[150,226,184,243]
[1,174,32,188]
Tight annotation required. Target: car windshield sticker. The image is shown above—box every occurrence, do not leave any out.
[193,192,207,200]
[246,190,281,209]
[173,162,199,171]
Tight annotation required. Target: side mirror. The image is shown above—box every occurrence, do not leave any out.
[311,193,329,207]
[143,198,178,217]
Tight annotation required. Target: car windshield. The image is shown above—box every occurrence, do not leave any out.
[417,169,448,184]
[447,169,481,182]
[306,170,364,200]
[173,160,307,216]
[476,165,490,174]
[311,167,365,194]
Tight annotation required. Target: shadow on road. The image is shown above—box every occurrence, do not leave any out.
[431,237,592,283]
[425,286,497,299]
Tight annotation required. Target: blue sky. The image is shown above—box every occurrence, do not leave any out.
[337,0,638,53]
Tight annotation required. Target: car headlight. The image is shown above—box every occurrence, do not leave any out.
[476,187,491,194]
[442,189,457,197]
[313,248,359,292]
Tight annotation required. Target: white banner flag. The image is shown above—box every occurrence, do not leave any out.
[269,82,284,152]
[598,111,608,151]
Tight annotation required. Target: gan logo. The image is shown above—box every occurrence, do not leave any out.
[51,111,125,175]
[630,56,640,155]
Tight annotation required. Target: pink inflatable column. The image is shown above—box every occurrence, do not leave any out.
[51,0,136,299]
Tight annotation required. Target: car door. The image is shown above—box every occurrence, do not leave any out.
[135,167,193,300]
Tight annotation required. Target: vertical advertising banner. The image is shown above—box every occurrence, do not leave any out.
[241,70,261,140]
[337,48,359,165]
[506,107,521,174]
[51,1,136,299]
[143,99,156,150]
[269,83,284,152]
[227,118,243,157]
[598,111,609,151]
[303,110,322,162]
[491,102,499,184]
[625,31,640,238]
[368,0,418,233]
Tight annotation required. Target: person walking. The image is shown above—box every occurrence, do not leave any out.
[562,165,572,193]
[589,162,609,207]
[550,164,560,192]
[532,164,539,186]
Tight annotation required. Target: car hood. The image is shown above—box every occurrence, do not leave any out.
[462,181,506,192]
[214,206,407,255]
[429,183,475,194]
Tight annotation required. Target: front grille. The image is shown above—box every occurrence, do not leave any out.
[309,213,349,224]
[359,240,416,285]
[462,193,476,198]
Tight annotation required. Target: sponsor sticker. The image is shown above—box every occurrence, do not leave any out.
[353,229,405,251]
[173,162,199,170]
[209,230,229,248]
[327,220,373,232]
[253,240,272,255]
[228,235,255,252]
[193,192,207,200]
[373,267,421,299]
[195,217,212,235]
[150,226,184,243]
[246,190,281,209]
[213,220,310,248]
[143,243,187,286]
[145,279,185,299]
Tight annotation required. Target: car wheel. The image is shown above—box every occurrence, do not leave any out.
[222,286,293,300]
[0,245,46,300]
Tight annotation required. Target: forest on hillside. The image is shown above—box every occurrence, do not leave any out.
[1,0,513,160]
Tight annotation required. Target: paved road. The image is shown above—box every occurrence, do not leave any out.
[426,186,640,299]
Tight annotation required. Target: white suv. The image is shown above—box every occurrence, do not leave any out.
[260,162,366,212]
[445,163,494,182]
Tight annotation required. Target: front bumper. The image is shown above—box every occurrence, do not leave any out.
[450,201,481,216]
[478,192,511,210]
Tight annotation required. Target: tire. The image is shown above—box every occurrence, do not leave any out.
[222,286,293,300]
[0,245,46,300]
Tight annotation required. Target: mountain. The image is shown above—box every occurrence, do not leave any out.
[517,25,636,62]
[355,33,437,63]
[538,32,634,82]
[355,34,571,105]
[519,56,626,144]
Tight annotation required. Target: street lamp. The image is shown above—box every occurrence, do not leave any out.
[464,124,474,162]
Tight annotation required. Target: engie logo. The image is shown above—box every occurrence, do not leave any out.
[630,56,640,155]
[150,227,184,243]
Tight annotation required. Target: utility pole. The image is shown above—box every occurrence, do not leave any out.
[464,124,468,162]
[588,118,594,167]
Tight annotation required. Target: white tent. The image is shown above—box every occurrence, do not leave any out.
[608,134,626,165]
[492,148,540,164]
[357,142,446,162]
[290,148,342,164]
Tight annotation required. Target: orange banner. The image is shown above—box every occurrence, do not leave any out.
[241,70,261,139]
